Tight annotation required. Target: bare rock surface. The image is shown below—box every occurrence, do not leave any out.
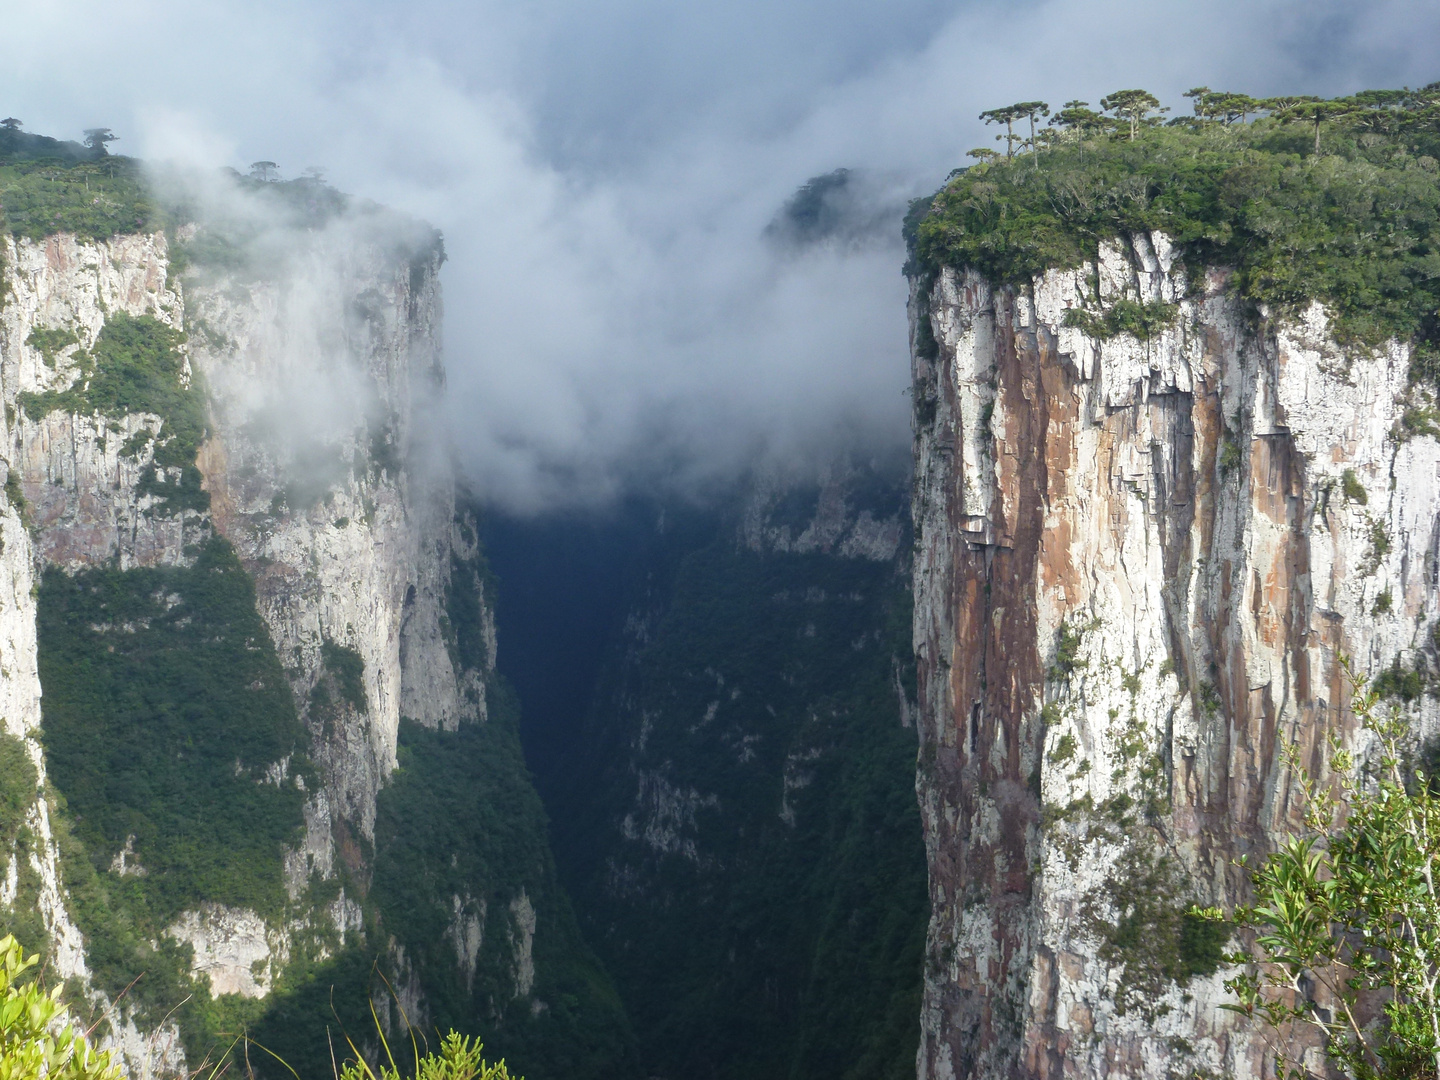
[911,235,1437,1080]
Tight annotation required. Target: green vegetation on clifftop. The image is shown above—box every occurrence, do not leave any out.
[0,156,155,243]
[908,85,1440,353]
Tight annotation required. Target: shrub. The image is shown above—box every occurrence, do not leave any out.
[1047,732,1077,764]
[1367,518,1393,574]
[1062,298,1177,341]
[339,1029,522,1080]
[0,934,121,1080]
[25,326,79,368]
[1051,618,1090,678]
[322,637,367,713]
[1219,430,1244,476]
[1222,658,1440,1079]
[1372,658,1426,702]
[1341,468,1368,505]
[4,470,25,515]
[0,735,37,852]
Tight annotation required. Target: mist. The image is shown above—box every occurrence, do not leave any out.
[5,0,1440,510]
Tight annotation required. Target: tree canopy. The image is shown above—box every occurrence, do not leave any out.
[81,128,116,154]
[908,83,1440,361]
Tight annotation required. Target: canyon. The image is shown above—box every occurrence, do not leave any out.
[6,107,1440,1080]
[0,188,625,1078]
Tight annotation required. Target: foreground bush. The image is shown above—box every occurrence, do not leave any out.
[1221,660,1440,1080]
[0,934,119,1080]
[335,1029,520,1080]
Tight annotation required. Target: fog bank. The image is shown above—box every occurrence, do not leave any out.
[4,0,1440,508]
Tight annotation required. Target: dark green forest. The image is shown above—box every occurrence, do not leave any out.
[485,474,927,1080]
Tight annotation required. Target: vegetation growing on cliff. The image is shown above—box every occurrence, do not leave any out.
[1061,298,1177,340]
[0,735,36,855]
[37,534,311,925]
[243,514,634,1080]
[1222,663,1440,1080]
[20,311,210,515]
[907,85,1440,353]
[485,477,927,1080]
[246,688,635,1080]
[19,535,325,1062]
[0,737,46,963]
[366,704,636,1080]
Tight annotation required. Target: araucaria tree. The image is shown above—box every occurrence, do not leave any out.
[979,103,1026,158]
[1015,100,1049,156]
[1275,99,1356,154]
[1051,100,1106,138]
[1099,89,1164,139]
[81,127,116,154]
[980,101,1050,159]
[1219,660,1440,1080]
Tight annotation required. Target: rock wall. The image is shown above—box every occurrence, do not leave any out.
[184,221,480,847]
[910,234,1439,1080]
[0,217,491,1076]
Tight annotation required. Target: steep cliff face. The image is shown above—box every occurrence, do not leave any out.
[910,234,1436,1080]
[0,186,626,1079]
[184,217,470,847]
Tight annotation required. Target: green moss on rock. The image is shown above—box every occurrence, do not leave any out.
[20,312,209,517]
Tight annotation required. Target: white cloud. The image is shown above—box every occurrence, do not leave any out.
[3,0,1439,508]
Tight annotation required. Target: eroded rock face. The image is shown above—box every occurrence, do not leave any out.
[184,227,476,844]
[0,221,491,1076]
[911,235,1436,1080]
[167,905,280,998]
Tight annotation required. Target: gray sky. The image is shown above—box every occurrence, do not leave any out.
[5,0,1440,509]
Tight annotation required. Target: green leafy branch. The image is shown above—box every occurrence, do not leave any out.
[0,934,120,1080]
[1218,657,1440,1080]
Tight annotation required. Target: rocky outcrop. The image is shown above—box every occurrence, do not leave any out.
[167,905,280,998]
[741,457,907,562]
[0,494,91,984]
[910,235,1437,1080]
[183,219,472,844]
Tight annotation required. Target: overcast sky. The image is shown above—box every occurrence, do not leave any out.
[5,0,1440,509]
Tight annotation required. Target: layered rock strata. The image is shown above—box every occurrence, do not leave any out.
[910,234,1437,1080]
